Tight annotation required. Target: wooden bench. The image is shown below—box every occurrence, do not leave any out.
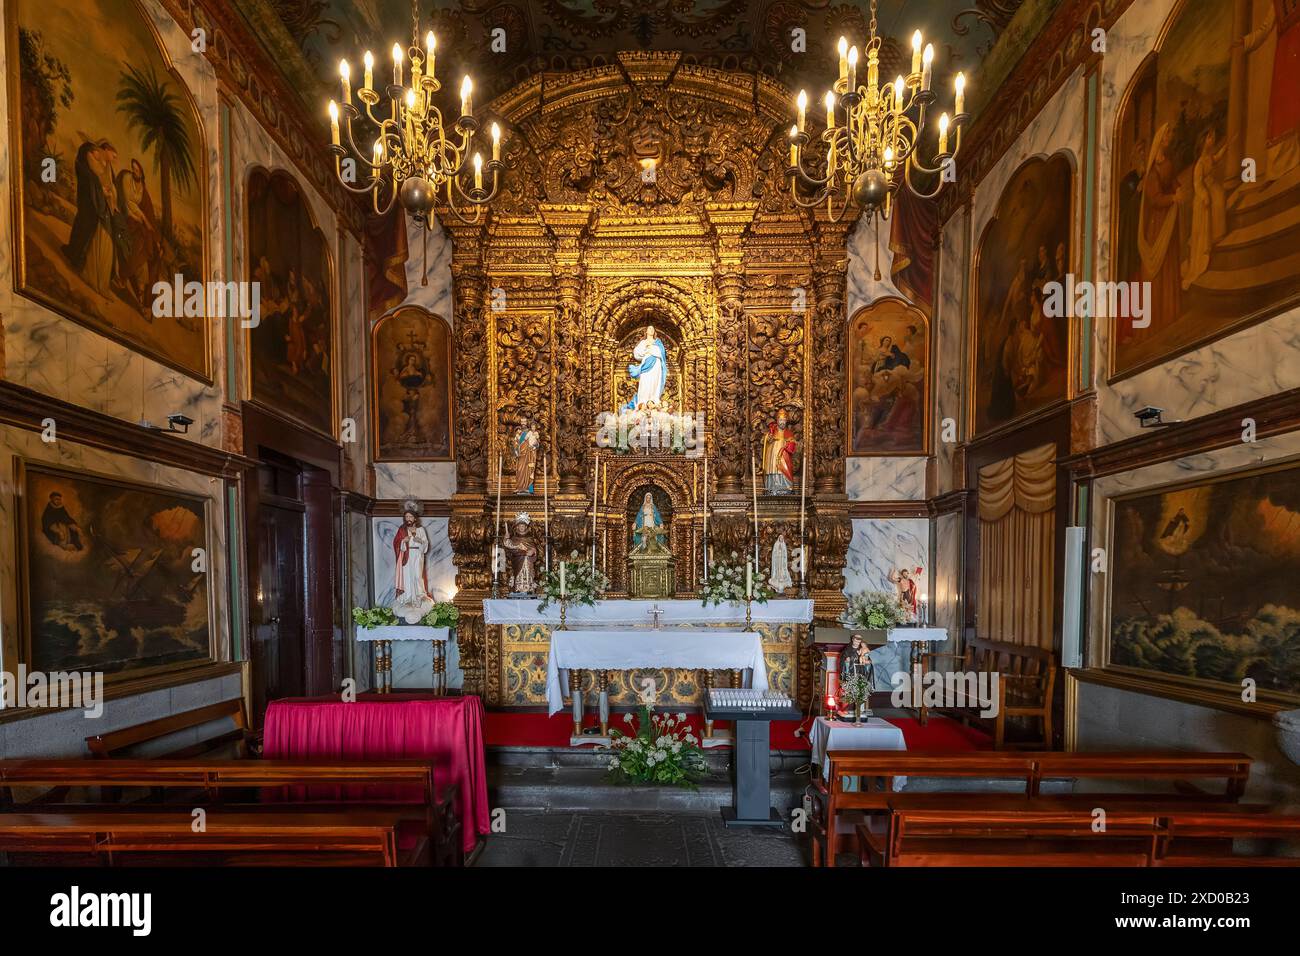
[0,758,462,867]
[923,638,1056,748]
[85,699,255,759]
[808,749,1252,867]
[0,811,404,866]
[851,799,1300,867]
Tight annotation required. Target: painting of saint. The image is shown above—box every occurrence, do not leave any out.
[372,307,453,460]
[8,0,207,378]
[1111,0,1300,378]
[1108,465,1300,703]
[848,299,928,454]
[19,464,212,678]
[973,155,1072,435]
[246,168,334,436]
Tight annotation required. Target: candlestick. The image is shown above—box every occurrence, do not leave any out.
[339,60,351,105]
[789,126,798,167]
[494,452,503,533]
[702,457,709,581]
[922,43,934,92]
[938,113,950,154]
[837,36,848,88]
[751,453,760,571]
[460,76,473,117]
[392,43,403,86]
[824,90,836,130]
[543,450,550,572]
[363,50,374,92]
[848,45,858,92]
[473,153,483,190]
[426,31,436,77]
[955,72,966,115]
[746,561,753,600]
[559,561,566,598]
[799,449,807,551]
[591,453,598,572]
[911,31,922,76]
[328,101,339,146]
[491,122,501,161]
[796,89,807,132]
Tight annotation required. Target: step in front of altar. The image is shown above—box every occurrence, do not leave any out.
[488,766,805,815]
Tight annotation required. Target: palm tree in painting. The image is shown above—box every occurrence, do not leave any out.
[115,64,196,242]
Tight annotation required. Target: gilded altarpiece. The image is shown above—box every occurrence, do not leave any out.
[441,54,861,707]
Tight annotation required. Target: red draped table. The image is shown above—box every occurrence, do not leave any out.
[263,694,489,855]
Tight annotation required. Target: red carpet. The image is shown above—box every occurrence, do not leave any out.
[483,710,990,751]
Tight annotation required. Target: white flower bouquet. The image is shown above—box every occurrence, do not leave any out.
[606,706,707,789]
[535,552,609,612]
[700,551,773,606]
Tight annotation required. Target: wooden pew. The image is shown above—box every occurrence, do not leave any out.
[0,811,403,866]
[869,799,1164,867]
[923,638,1056,748]
[808,749,1253,867]
[85,699,255,759]
[1155,810,1300,866]
[0,758,462,867]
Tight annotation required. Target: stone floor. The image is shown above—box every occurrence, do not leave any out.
[473,810,808,867]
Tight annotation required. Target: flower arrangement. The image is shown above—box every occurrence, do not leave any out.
[351,606,397,629]
[535,552,610,612]
[843,590,909,630]
[353,603,460,629]
[606,706,708,789]
[701,551,773,606]
[420,602,460,629]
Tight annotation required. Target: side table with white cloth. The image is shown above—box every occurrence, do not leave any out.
[546,628,769,742]
[355,625,452,694]
[807,715,908,865]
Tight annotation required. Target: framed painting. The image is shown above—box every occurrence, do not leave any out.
[1104,462,1300,707]
[15,461,214,680]
[245,167,336,437]
[1109,0,1300,380]
[372,306,454,461]
[5,0,209,380]
[847,298,929,455]
[971,153,1074,436]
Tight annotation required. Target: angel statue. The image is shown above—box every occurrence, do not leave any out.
[631,492,668,554]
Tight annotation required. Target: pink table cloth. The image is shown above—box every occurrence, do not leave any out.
[263,695,489,854]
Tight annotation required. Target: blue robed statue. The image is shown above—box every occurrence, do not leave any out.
[631,491,668,553]
[624,324,667,411]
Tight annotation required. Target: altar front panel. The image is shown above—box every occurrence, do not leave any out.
[496,622,802,708]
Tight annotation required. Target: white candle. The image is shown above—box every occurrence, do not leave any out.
[922,43,934,92]
[702,457,709,580]
[339,60,351,105]
[363,51,374,92]
[560,562,566,598]
[746,561,753,600]
[392,43,403,86]
[543,450,550,572]
[751,453,760,571]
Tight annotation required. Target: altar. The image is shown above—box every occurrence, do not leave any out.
[484,599,813,710]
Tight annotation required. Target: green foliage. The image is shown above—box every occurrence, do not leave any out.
[420,602,460,629]
[606,706,708,789]
[351,606,397,629]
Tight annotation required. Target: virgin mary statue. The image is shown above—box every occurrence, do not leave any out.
[631,492,668,553]
[625,325,667,410]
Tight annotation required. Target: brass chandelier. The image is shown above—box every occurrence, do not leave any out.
[787,0,967,221]
[326,0,504,227]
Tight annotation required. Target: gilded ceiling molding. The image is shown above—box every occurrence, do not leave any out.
[156,0,365,234]
[938,0,1133,225]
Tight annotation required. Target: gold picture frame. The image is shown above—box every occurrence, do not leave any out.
[371,305,456,462]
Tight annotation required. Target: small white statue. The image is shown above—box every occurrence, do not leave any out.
[769,534,793,592]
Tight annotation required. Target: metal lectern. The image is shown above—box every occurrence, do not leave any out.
[704,690,801,828]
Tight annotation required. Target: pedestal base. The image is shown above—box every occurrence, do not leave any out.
[720,806,785,829]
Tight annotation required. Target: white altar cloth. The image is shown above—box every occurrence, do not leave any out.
[545,629,769,716]
[885,626,948,643]
[809,716,907,777]
[485,598,813,627]
[354,625,451,643]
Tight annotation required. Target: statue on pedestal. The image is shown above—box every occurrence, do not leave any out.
[769,534,793,592]
[629,490,674,598]
[761,409,797,495]
[392,501,435,623]
[511,415,539,494]
[631,491,668,554]
[503,512,540,594]
[624,325,667,411]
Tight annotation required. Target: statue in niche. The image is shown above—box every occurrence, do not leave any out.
[392,502,436,623]
[769,534,793,592]
[631,491,669,554]
[625,325,667,411]
[761,408,798,495]
[511,414,539,494]
[503,512,540,595]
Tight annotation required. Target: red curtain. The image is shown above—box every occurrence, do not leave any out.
[263,696,490,853]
